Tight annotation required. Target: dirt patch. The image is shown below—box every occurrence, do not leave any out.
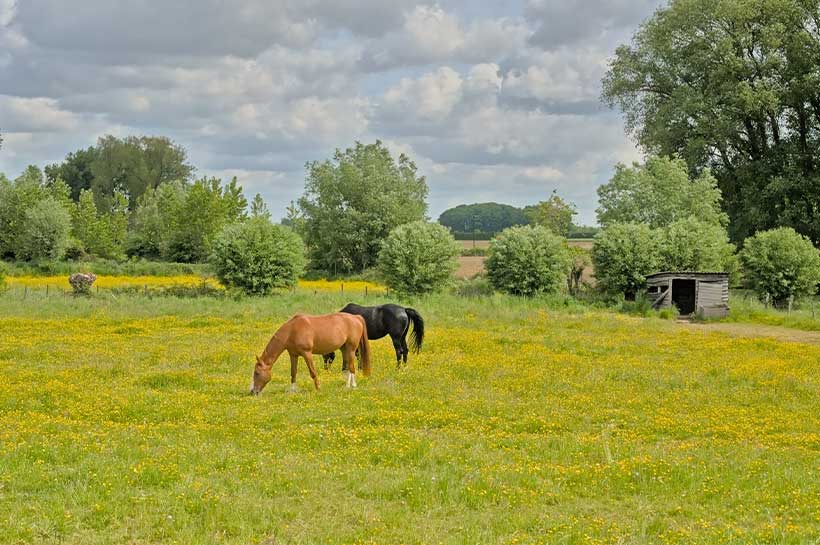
[684,322,820,346]
[459,240,491,250]
[456,256,486,279]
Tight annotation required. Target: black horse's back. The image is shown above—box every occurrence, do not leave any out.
[324,302,424,369]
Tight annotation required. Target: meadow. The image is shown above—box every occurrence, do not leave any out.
[0,290,818,544]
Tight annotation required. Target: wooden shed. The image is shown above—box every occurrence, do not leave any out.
[645,272,730,318]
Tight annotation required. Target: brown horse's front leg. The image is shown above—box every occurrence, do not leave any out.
[289,353,298,393]
[302,351,320,390]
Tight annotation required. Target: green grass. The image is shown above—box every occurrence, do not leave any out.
[717,291,820,332]
[0,292,818,544]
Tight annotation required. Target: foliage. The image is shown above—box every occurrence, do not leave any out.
[659,217,738,278]
[602,0,820,244]
[452,275,495,297]
[17,197,73,261]
[167,177,247,263]
[298,141,428,273]
[568,246,591,295]
[740,227,820,304]
[72,189,129,260]
[567,225,600,239]
[90,135,194,209]
[45,147,98,200]
[523,191,577,236]
[250,194,271,220]
[376,221,460,295]
[0,261,5,290]
[211,219,306,296]
[597,156,727,229]
[486,225,571,296]
[592,223,661,299]
[127,182,188,259]
[438,202,529,235]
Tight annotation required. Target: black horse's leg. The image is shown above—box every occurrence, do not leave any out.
[322,352,336,370]
[400,336,409,366]
[391,335,403,369]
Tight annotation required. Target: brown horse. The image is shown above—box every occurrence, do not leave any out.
[250,313,371,394]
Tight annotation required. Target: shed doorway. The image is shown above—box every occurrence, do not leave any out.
[672,279,696,315]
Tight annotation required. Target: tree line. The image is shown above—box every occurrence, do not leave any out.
[437,197,597,240]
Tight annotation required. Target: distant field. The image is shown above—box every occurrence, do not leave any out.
[1,292,817,544]
[457,239,595,279]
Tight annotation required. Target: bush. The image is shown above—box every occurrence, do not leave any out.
[659,217,738,278]
[0,262,6,290]
[69,273,97,296]
[211,219,306,296]
[592,223,661,299]
[485,225,571,297]
[16,197,72,261]
[740,227,820,304]
[377,221,460,295]
[452,275,495,297]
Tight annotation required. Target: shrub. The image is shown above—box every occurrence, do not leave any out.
[0,262,6,291]
[592,223,661,299]
[740,227,820,304]
[69,273,97,296]
[211,219,305,296]
[485,225,571,297]
[16,197,72,261]
[377,221,460,295]
[659,217,738,278]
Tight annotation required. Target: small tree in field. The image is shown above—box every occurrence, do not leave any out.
[211,219,306,296]
[377,221,460,295]
[592,223,661,299]
[486,225,571,296]
[740,227,820,305]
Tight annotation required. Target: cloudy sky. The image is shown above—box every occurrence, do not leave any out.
[0,0,663,225]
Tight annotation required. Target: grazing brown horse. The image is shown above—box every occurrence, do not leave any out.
[250,313,371,394]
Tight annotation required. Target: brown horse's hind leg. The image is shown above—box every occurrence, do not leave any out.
[289,353,298,392]
[343,344,357,388]
[301,351,320,391]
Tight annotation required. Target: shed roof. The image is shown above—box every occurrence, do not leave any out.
[646,271,729,280]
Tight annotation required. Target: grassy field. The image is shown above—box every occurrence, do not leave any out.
[1,291,818,544]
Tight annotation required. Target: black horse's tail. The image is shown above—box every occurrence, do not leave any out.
[405,308,424,353]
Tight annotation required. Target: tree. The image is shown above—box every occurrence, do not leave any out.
[741,227,820,304]
[659,217,738,277]
[377,221,460,295]
[250,194,271,220]
[17,197,72,261]
[211,219,306,296]
[298,141,428,273]
[126,182,188,259]
[591,223,661,299]
[486,225,572,297]
[525,191,577,236]
[45,147,98,200]
[91,135,194,209]
[602,0,820,244]
[597,156,727,229]
[167,177,247,263]
[438,203,529,235]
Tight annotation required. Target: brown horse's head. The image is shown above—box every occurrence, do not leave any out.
[250,355,271,395]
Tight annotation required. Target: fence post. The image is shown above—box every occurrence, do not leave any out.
[365,286,368,297]
[788,295,793,315]
[341,282,344,295]
[46,285,49,297]
[144,284,148,296]
[23,287,27,300]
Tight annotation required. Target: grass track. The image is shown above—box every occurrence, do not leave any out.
[0,293,818,544]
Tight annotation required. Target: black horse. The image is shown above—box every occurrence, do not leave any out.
[323,303,424,369]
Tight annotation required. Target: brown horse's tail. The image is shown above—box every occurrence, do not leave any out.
[357,315,371,376]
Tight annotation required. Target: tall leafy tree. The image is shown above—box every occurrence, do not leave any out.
[298,141,428,273]
[91,135,194,209]
[524,191,578,237]
[45,147,98,200]
[597,156,727,229]
[603,0,820,243]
